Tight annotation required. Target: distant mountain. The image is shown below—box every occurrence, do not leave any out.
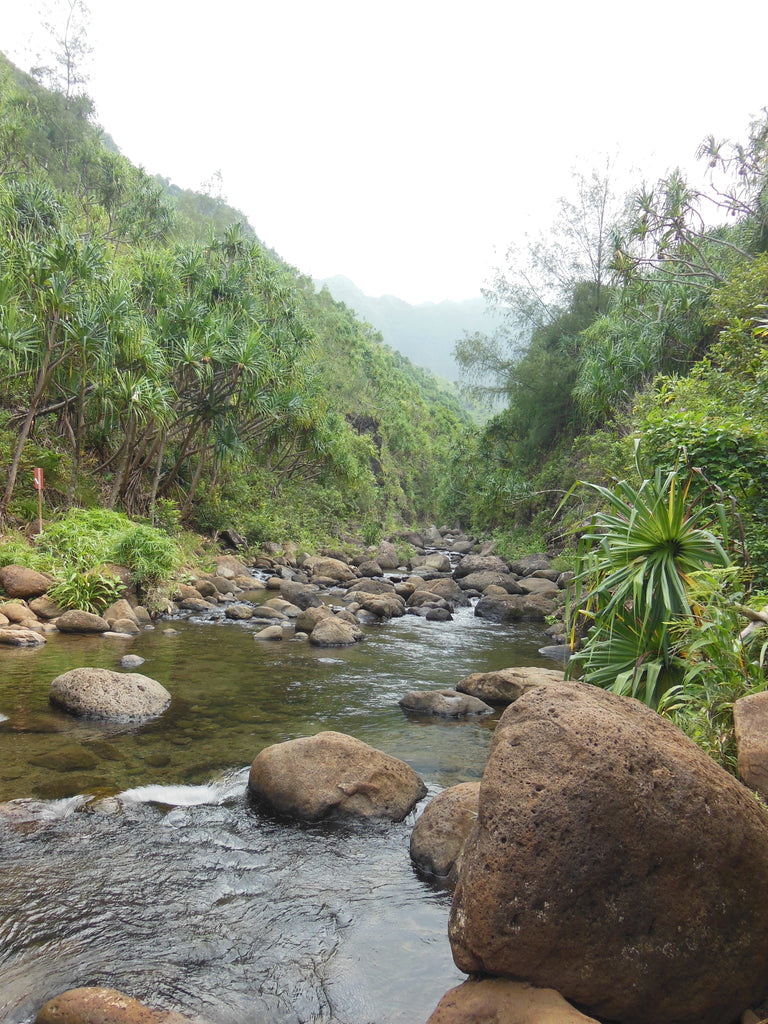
[315,276,500,382]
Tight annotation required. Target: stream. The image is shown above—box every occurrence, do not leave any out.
[0,588,555,1023]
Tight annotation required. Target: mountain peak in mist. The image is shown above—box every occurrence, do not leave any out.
[316,276,499,381]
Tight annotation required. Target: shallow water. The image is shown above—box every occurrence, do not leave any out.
[0,596,555,1023]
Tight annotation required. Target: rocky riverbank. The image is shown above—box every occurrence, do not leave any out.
[6,527,768,1023]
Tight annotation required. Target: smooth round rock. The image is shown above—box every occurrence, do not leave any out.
[249,730,427,821]
[35,986,201,1024]
[49,667,171,721]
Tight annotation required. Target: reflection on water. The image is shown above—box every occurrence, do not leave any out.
[0,600,554,1023]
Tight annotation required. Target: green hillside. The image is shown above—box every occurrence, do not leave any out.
[0,51,469,544]
[315,274,500,382]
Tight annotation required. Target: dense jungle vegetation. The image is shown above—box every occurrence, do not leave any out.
[2,13,768,769]
[0,50,469,547]
[452,128,768,572]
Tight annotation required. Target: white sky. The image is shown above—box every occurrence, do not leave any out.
[3,0,767,304]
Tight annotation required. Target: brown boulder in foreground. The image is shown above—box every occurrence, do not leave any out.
[449,681,768,1024]
[249,730,427,821]
[35,986,201,1024]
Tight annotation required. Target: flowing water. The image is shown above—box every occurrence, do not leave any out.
[0,590,555,1023]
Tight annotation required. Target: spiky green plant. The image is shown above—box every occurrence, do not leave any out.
[566,459,731,707]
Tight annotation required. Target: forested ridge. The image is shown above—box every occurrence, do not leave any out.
[451,121,768,576]
[0,50,470,544]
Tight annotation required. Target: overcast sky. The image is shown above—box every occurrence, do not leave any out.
[3,0,767,304]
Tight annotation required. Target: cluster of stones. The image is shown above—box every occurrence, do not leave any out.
[0,563,152,646]
[170,534,573,649]
[13,529,768,1022]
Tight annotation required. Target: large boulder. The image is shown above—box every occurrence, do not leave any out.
[356,592,406,619]
[249,730,427,821]
[302,556,357,582]
[474,592,555,622]
[0,600,38,625]
[411,578,469,606]
[35,987,201,1024]
[0,626,46,646]
[411,552,451,573]
[426,979,601,1024]
[0,563,52,599]
[375,540,401,570]
[308,617,363,647]
[55,609,110,633]
[295,604,334,633]
[449,681,768,1024]
[509,554,551,576]
[399,690,493,718]
[28,594,65,619]
[214,554,251,578]
[50,667,171,721]
[102,598,139,628]
[456,571,523,594]
[410,781,481,881]
[456,666,565,705]
[453,554,510,580]
[279,580,322,609]
[346,578,396,596]
[517,575,560,598]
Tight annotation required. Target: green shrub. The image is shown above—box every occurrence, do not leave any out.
[659,574,768,772]
[37,509,134,570]
[109,525,179,588]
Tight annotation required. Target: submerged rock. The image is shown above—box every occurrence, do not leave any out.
[449,680,768,1024]
[35,987,203,1024]
[49,667,171,721]
[249,730,427,821]
[398,690,493,718]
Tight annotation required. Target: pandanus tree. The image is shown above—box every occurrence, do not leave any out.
[0,213,108,512]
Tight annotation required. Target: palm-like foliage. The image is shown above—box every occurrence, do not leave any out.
[567,461,731,706]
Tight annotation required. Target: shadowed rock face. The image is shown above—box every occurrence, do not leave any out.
[410,782,480,882]
[449,681,768,1024]
[49,667,171,721]
[249,731,427,822]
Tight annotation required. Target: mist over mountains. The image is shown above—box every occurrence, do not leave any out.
[315,275,500,382]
